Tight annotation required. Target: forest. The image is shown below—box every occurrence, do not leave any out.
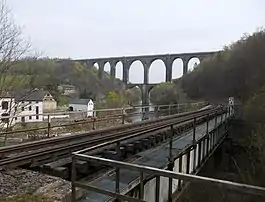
[181,30,265,104]
[177,29,265,201]
[151,29,265,107]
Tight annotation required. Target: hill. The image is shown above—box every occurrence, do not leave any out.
[180,29,265,103]
[179,29,265,197]
[4,58,140,107]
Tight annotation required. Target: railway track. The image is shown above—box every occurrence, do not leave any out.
[0,107,203,156]
[0,106,221,171]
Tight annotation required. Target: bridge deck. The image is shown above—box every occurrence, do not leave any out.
[78,116,222,202]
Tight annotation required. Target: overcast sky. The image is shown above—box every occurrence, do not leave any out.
[8,0,265,83]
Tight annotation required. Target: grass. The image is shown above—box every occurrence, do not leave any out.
[0,193,53,202]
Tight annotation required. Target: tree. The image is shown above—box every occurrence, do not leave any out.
[178,29,265,191]
[181,29,265,103]
[0,0,34,145]
[150,82,187,105]
[80,89,93,99]
[125,87,141,106]
[244,85,265,128]
[105,91,122,108]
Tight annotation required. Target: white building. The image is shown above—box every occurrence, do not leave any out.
[69,98,94,117]
[0,93,16,128]
[13,91,44,123]
[0,89,57,126]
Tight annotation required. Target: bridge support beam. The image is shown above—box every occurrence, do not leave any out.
[98,61,105,79]
[122,60,129,84]
[141,84,149,120]
[110,61,116,80]
[126,84,157,120]
[183,58,189,75]
[143,61,150,85]
[165,57,173,82]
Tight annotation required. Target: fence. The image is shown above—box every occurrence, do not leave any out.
[70,107,265,202]
[0,102,206,145]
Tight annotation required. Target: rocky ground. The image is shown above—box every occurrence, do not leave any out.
[0,168,71,201]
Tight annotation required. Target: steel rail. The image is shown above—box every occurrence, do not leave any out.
[0,106,214,157]
[74,108,221,155]
[0,108,220,168]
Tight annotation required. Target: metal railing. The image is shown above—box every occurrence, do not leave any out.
[73,155,265,202]
[0,102,206,145]
[70,107,265,202]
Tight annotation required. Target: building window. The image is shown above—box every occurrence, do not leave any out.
[14,106,17,111]
[1,113,9,123]
[15,117,17,120]
[1,101,8,110]
[29,116,32,120]
[22,107,24,111]
[36,101,39,103]
[29,106,32,111]
[21,116,25,123]
[36,106,39,120]
[22,101,24,104]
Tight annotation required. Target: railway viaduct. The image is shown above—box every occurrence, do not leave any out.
[75,51,218,106]
[1,102,265,201]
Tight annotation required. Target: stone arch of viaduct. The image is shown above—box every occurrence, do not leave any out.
[75,51,218,105]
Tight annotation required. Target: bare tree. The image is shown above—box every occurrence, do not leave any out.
[0,0,36,145]
[0,0,31,73]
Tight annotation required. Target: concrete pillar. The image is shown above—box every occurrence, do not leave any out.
[182,58,189,75]
[143,61,150,84]
[164,55,173,82]
[142,84,149,106]
[141,61,151,120]
[141,84,149,120]
[98,61,105,79]
[165,60,173,82]
[122,61,129,84]
[110,61,116,80]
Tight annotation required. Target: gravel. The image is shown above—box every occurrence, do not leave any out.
[0,168,71,201]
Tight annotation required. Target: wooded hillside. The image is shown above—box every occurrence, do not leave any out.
[4,58,141,107]
[179,29,265,201]
[181,29,265,103]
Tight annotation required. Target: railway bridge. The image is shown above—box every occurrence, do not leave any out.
[71,105,265,202]
[75,51,218,106]
[1,104,265,201]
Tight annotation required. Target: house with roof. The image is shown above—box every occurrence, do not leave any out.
[0,92,16,127]
[57,84,76,96]
[0,89,57,125]
[13,89,57,123]
[69,98,94,117]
